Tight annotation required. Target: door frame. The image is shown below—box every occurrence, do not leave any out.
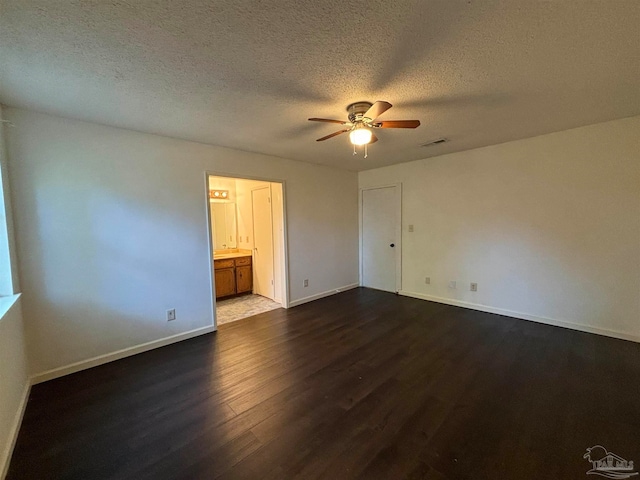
[204,171,291,330]
[359,183,402,293]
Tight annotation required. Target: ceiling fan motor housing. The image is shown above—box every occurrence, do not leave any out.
[347,101,374,124]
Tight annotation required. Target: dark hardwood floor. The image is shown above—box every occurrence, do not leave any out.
[7,288,640,479]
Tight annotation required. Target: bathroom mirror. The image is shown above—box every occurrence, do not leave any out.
[210,202,237,250]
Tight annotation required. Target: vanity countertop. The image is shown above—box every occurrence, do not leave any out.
[213,249,252,260]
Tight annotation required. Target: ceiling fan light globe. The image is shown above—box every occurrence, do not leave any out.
[350,127,372,145]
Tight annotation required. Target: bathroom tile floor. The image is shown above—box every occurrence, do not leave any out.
[215,294,281,325]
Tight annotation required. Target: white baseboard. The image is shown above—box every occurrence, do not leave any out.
[1,381,30,480]
[288,283,360,308]
[31,325,217,384]
[399,290,640,344]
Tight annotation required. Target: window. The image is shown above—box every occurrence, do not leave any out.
[0,116,18,299]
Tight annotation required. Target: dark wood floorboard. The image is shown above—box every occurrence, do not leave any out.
[7,288,640,479]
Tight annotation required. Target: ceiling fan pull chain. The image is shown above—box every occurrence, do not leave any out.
[364,143,368,158]
[353,143,357,155]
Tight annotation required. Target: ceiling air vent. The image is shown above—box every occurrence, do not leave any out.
[420,138,447,147]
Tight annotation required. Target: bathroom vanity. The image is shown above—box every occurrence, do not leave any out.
[213,251,253,299]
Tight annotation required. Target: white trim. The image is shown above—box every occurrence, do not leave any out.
[0,293,20,322]
[30,325,216,384]
[1,381,30,480]
[288,283,360,308]
[399,290,640,344]
[204,173,217,329]
[276,183,290,309]
[359,183,402,293]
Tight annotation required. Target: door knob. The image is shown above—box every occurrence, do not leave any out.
[390,243,395,247]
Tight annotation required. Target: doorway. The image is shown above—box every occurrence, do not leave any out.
[207,175,288,327]
[360,184,402,292]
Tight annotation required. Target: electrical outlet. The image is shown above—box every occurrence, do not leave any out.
[449,281,457,289]
[408,224,414,232]
[470,283,478,292]
[167,309,176,321]
[425,277,430,284]
[303,279,309,287]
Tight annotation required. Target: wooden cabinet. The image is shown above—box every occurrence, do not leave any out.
[214,268,236,298]
[214,255,252,299]
[236,265,252,293]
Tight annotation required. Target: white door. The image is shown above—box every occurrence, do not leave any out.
[252,186,275,300]
[361,186,399,292]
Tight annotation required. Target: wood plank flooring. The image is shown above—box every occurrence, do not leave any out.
[7,288,640,479]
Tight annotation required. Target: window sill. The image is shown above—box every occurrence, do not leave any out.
[0,293,21,321]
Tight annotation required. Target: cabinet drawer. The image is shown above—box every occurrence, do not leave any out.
[214,259,235,270]
[235,256,252,266]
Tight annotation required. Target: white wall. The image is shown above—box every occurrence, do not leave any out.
[0,105,29,479]
[0,298,29,479]
[6,108,359,378]
[360,116,640,341]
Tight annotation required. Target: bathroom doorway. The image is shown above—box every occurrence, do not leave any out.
[206,174,288,327]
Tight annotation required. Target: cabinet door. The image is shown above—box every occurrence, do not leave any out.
[236,265,253,294]
[215,268,236,298]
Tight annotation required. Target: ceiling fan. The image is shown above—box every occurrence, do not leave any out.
[308,101,420,156]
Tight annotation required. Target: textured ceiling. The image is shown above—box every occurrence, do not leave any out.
[1,1,639,171]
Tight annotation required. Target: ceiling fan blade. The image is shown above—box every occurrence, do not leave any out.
[316,129,350,141]
[308,118,349,125]
[376,120,421,128]
[369,133,378,144]
[364,101,392,121]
